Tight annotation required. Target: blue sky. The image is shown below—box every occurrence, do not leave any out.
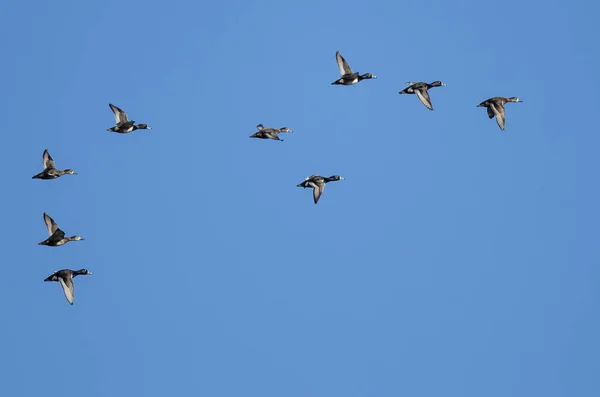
[1,0,598,396]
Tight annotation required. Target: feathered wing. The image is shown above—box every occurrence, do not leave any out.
[43,213,60,236]
[312,182,325,204]
[58,277,74,305]
[312,186,322,204]
[109,103,128,124]
[415,88,433,110]
[42,150,55,169]
[336,51,352,76]
[489,103,506,130]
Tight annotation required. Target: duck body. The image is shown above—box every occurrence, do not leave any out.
[107,103,152,134]
[44,269,92,305]
[399,81,446,110]
[107,122,152,134]
[250,131,283,141]
[32,150,76,179]
[297,174,344,204]
[38,212,84,247]
[331,51,376,86]
[32,168,74,179]
[249,124,291,141]
[332,73,376,86]
[477,96,522,130]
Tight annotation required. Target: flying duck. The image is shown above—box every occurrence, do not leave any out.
[32,150,77,180]
[399,81,446,110]
[107,103,152,133]
[331,51,376,86]
[297,174,344,204]
[38,212,84,247]
[477,97,523,130]
[44,269,92,305]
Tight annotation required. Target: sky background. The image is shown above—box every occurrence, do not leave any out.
[1,0,598,396]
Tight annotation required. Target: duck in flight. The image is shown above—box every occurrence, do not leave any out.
[44,269,92,305]
[331,51,376,86]
[249,124,292,141]
[399,81,446,110]
[477,97,523,130]
[297,174,344,204]
[38,212,84,247]
[32,149,77,180]
[107,103,152,133]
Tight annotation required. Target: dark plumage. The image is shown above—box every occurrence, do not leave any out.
[399,81,446,110]
[297,174,344,204]
[32,149,77,180]
[44,269,92,305]
[331,51,376,86]
[249,124,291,141]
[477,96,523,130]
[107,103,152,133]
[38,212,84,247]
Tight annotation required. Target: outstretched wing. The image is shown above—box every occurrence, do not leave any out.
[42,150,55,169]
[336,51,352,76]
[312,183,325,204]
[58,277,74,305]
[489,102,506,130]
[43,212,60,236]
[109,103,128,124]
[415,88,433,110]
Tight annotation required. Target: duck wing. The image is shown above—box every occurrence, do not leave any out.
[311,181,325,204]
[489,102,506,130]
[109,103,128,125]
[43,212,60,236]
[58,276,75,305]
[415,88,433,110]
[42,150,55,169]
[336,51,353,76]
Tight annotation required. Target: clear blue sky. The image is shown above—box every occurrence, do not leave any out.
[1,0,598,396]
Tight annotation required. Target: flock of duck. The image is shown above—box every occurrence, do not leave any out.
[34,50,523,305]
